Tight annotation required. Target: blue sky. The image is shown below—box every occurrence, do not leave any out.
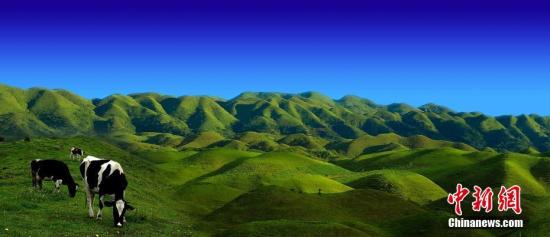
[0,0,549,115]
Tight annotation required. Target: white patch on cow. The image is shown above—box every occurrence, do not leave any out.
[116,199,125,217]
[107,161,124,175]
[117,222,122,227]
[55,179,63,189]
[97,161,124,187]
[97,164,108,187]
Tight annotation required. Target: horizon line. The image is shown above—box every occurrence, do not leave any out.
[1,83,546,117]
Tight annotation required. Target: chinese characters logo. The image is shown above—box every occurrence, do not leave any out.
[447,184,522,216]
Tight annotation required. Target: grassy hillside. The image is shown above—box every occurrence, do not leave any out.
[204,187,490,237]
[195,151,353,193]
[338,170,447,205]
[179,131,226,149]
[169,151,353,215]
[330,133,476,158]
[0,137,193,237]
[337,148,550,197]
[0,137,547,236]
[3,84,550,153]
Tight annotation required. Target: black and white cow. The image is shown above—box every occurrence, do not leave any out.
[80,156,134,227]
[30,159,78,197]
[70,147,84,160]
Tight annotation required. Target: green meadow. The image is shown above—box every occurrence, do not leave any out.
[1,137,549,236]
[1,85,550,236]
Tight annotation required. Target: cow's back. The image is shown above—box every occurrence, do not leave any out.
[31,159,70,179]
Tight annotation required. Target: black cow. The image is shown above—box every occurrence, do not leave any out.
[70,147,84,160]
[80,156,134,227]
[30,159,78,197]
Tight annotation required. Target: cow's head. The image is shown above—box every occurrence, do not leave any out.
[105,199,135,227]
[68,183,78,197]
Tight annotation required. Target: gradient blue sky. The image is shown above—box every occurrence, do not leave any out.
[0,0,549,115]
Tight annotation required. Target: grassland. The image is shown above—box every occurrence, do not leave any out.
[1,137,549,236]
[0,137,193,237]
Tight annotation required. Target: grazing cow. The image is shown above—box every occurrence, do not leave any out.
[70,147,84,160]
[80,156,134,227]
[30,159,78,197]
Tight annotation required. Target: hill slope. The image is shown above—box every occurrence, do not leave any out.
[2,84,550,153]
[1,137,546,236]
[0,137,193,236]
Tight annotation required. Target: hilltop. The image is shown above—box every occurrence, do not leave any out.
[1,84,550,154]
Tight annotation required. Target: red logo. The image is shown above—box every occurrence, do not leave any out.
[448,184,522,216]
[498,185,522,214]
[472,186,493,213]
[447,183,470,216]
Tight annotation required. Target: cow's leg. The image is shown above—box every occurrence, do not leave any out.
[32,174,36,188]
[96,195,104,219]
[86,190,95,218]
[54,179,63,193]
[37,178,43,189]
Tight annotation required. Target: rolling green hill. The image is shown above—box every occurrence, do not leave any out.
[0,137,546,236]
[171,151,353,215]
[338,170,447,205]
[203,186,490,237]
[336,148,550,197]
[3,84,550,153]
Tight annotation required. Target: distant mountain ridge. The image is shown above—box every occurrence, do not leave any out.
[1,84,549,153]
